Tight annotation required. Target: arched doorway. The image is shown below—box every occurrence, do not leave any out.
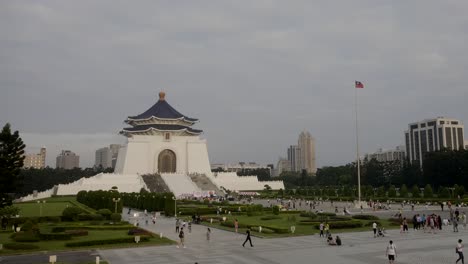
[158,149,176,173]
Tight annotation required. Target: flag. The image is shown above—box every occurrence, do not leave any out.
[355,81,364,88]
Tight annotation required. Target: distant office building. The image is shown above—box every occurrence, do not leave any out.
[298,131,316,173]
[365,146,405,165]
[465,140,468,150]
[95,147,112,169]
[287,145,301,172]
[23,147,46,169]
[405,117,465,167]
[56,150,79,169]
[95,144,121,169]
[274,158,291,177]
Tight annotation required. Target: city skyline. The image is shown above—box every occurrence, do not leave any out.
[2,1,468,168]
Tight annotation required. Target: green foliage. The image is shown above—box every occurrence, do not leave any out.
[438,187,450,198]
[21,220,38,232]
[260,215,282,220]
[352,215,379,220]
[98,209,112,219]
[299,211,317,219]
[39,232,72,240]
[0,123,26,207]
[411,185,421,198]
[3,243,39,250]
[399,184,408,198]
[11,231,40,242]
[62,206,86,221]
[65,236,151,247]
[246,204,264,216]
[315,220,362,229]
[388,185,397,198]
[376,186,386,197]
[250,226,275,234]
[272,205,280,215]
[77,190,122,213]
[423,184,433,198]
[110,213,122,222]
[65,229,89,236]
[0,205,20,218]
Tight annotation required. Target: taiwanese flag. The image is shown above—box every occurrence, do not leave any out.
[355,81,364,88]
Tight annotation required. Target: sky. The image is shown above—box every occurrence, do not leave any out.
[1,1,468,168]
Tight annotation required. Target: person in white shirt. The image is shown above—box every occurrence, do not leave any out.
[456,239,464,264]
[373,222,378,238]
[386,240,397,264]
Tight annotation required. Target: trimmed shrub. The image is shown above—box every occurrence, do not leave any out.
[11,232,40,242]
[299,212,317,219]
[272,205,280,215]
[260,215,282,221]
[317,212,336,217]
[110,213,122,222]
[77,213,94,221]
[39,232,72,240]
[65,236,151,247]
[3,243,39,250]
[352,215,379,220]
[91,214,105,221]
[262,225,289,234]
[65,229,89,236]
[21,220,39,233]
[315,221,362,229]
[62,206,86,221]
[279,210,301,214]
[128,228,152,236]
[98,209,113,219]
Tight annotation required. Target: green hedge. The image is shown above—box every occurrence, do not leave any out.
[65,236,151,247]
[314,221,363,229]
[251,226,275,234]
[11,232,40,242]
[279,210,301,214]
[39,232,72,240]
[51,225,132,232]
[65,229,89,236]
[352,215,379,220]
[262,225,289,234]
[299,212,317,218]
[3,243,39,250]
[260,215,282,220]
[10,216,61,225]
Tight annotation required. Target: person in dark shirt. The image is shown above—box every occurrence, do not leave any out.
[242,229,253,247]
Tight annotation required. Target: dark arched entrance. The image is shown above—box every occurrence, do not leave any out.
[158,149,176,173]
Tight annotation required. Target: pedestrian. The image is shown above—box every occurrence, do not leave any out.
[234,219,239,233]
[373,222,378,238]
[206,227,211,241]
[175,219,180,233]
[325,222,330,236]
[242,229,253,247]
[456,239,464,264]
[188,222,192,233]
[319,222,324,237]
[402,218,408,233]
[454,216,459,233]
[462,212,467,229]
[177,227,186,248]
[386,240,397,264]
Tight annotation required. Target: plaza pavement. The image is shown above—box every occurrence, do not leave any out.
[99,207,467,264]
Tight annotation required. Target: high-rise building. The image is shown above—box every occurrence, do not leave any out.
[465,140,468,150]
[298,131,316,173]
[95,147,112,169]
[405,117,465,167]
[287,145,301,172]
[23,147,46,169]
[275,158,291,177]
[365,146,405,165]
[56,150,79,169]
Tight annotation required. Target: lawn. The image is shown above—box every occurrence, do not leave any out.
[200,213,399,238]
[0,222,175,255]
[15,196,96,217]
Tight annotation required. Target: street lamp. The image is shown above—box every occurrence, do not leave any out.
[172,196,177,217]
[112,198,121,213]
[37,200,46,216]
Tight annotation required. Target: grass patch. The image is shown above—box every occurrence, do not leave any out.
[14,196,96,217]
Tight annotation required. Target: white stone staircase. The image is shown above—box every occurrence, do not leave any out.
[160,173,201,197]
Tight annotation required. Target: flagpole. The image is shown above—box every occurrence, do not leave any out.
[355,83,361,207]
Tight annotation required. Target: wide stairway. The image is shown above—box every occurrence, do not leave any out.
[160,173,201,197]
[188,173,224,196]
[141,174,171,193]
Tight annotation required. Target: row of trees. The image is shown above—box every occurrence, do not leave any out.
[277,183,465,199]
[279,149,468,190]
[76,189,123,213]
[121,190,175,216]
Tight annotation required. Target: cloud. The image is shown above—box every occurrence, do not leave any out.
[1,1,468,169]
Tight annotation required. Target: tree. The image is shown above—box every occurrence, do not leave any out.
[399,184,408,198]
[264,184,272,193]
[376,186,386,198]
[438,187,450,198]
[423,184,433,198]
[411,185,420,198]
[388,185,397,198]
[0,123,26,207]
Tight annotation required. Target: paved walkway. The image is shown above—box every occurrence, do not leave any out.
[99,208,467,264]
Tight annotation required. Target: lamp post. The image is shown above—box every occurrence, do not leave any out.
[112,198,121,213]
[37,200,46,216]
[172,196,177,217]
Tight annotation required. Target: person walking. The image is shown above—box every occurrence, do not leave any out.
[206,227,211,241]
[386,240,397,264]
[242,229,253,247]
[462,212,467,229]
[319,222,324,237]
[234,219,239,233]
[456,239,464,264]
[175,219,180,233]
[177,227,185,248]
[325,222,330,236]
[373,222,378,238]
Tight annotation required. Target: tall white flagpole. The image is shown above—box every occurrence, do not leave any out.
[355,82,361,206]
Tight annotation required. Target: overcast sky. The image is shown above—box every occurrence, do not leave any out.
[2,1,468,168]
